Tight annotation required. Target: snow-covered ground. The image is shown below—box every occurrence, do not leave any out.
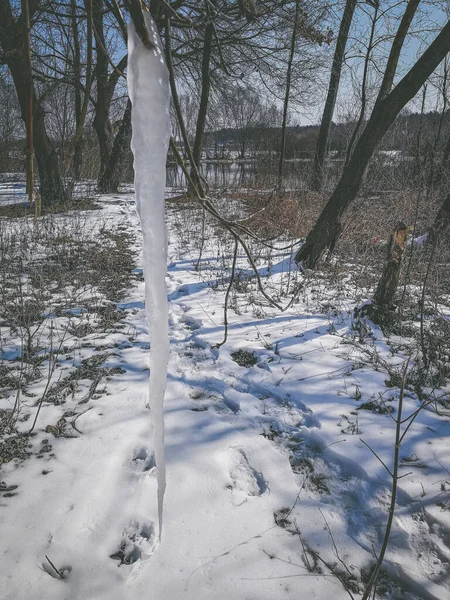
[1,192,450,600]
[0,176,99,207]
[0,175,27,206]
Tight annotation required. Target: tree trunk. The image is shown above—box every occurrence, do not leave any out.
[98,99,132,193]
[345,1,378,165]
[164,16,205,198]
[8,58,68,205]
[71,0,83,180]
[357,223,408,327]
[92,0,114,185]
[278,0,300,189]
[296,19,450,267]
[373,222,408,309]
[22,0,34,206]
[0,0,68,206]
[310,0,357,191]
[190,19,214,193]
[433,131,450,189]
[67,0,94,182]
[428,192,450,246]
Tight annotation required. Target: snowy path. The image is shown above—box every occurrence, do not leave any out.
[1,194,450,600]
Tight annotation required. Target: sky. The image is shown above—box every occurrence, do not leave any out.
[293,0,449,126]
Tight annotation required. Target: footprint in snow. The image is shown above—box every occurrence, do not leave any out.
[131,447,155,472]
[227,448,267,504]
[181,315,202,331]
[42,557,72,580]
[110,521,156,566]
[400,510,450,580]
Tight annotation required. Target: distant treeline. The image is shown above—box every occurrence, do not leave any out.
[202,110,450,160]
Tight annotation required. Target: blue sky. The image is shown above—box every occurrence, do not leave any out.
[294,0,449,125]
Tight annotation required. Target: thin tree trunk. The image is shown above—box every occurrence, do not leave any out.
[71,0,82,179]
[345,1,378,164]
[434,131,450,189]
[426,60,448,193]
[376,0,420,101]
[311,0,357,191]
[22,0,34,208]
[296,18,450,267]
[164,17,205,198]
[190,18,214,193]
[67,0,93,180]
[278,0,300,189]
[92,0,114,185]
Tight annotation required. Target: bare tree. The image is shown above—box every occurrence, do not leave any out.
[311,0,357,191]
[0,0,69,205]
[295,6,450,268]
[278,0,330,188]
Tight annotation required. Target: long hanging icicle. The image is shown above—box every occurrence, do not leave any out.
[127,12,170,539]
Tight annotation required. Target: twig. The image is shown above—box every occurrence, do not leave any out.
[29,322,69,435]
[92,23,126,79]
[361,357,410,600]
[319,506,354,579]
[308,549,356,600]
[359,438,393,478]
[215,236,238,348]
[45,555,65,580]
[71,407,93,434]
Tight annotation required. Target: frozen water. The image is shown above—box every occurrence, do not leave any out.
[128,12,171,539]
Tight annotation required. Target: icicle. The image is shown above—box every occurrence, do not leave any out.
[127,12,170,540]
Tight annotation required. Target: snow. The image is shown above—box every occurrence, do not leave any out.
[0,177,26,206]
[413,232,428,245]
[0,190,450,600]
[128,13,171,538]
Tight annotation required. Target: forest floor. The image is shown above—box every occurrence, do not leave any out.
[1,188,450,600]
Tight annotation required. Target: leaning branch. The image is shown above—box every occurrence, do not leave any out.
[376,0,420,101]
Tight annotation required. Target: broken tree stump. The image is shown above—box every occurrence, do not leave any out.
[358,222,408,327]
[374,222,408,308]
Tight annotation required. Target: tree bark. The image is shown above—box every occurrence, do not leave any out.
[66,0,93,181]
[310,0,357,191]
[0,0,68,206]
[376,0,420,101]
[71,0,83,179]
[8,59,68,206]
[98,99,132,193]
[92,0,114,186]
[296,19,450,267]
[345,1,378,164]
[22,0,34,205]
[358,222,408,327]
[428,192,450,246]
[434,132,450,189]
[190,19,214,193]
[278,0,301,189]
[373,222,408,309]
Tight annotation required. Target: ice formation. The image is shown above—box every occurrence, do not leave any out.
[127,12,170,538]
